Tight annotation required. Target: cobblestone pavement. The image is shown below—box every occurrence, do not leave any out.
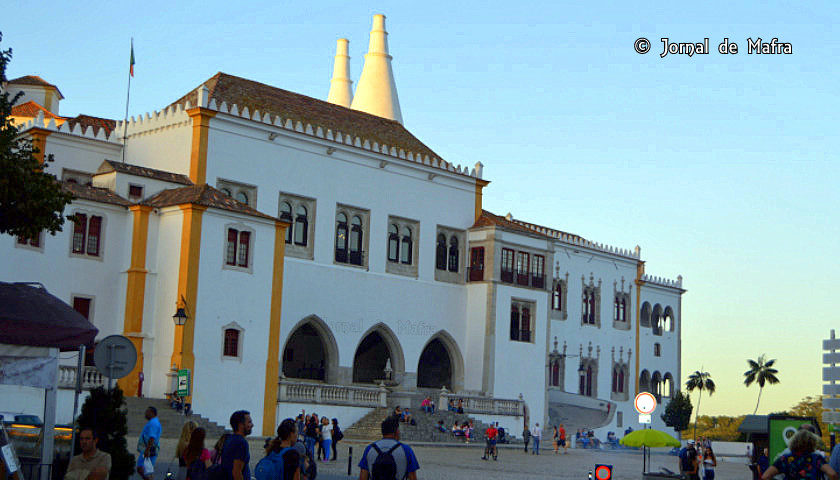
[131,436,753,480]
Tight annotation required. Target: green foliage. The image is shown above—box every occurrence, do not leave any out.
[788,395,830,448]
[76,387,135,480]
[681,414,747,441]
[0,32,73,239]
[685,370,716,440]
[661,391,693,432]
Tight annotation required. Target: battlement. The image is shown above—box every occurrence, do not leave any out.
[17,111,121,144]
[641,273,683,289]
[507,217,641,260]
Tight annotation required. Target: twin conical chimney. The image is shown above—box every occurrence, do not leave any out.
[327,39,353,108]
[346,14,403,124]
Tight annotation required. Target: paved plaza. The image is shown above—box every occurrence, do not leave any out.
[132,436,753,480]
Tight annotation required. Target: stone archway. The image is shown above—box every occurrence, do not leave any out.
[416,330,465,392]
[282,315,339,383]
[352,323,405,384]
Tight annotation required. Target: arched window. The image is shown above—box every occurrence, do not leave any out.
[618,368,625,393]
[553,281,564,311]
[294,205,308,246]
[652,305,663,335]
[236,191,248,205]
[585,365,593,397]
[335,213,348,263]
[614,297,621,322]
[664,307,674,332]
[588,293,596,324]
[388,224,400,262]
[435,234,447,270]
[612,367,618,393]
[639,369,651,393]
[221,188,233,197]
[280,202,293,244]
[620,298,627,322]
[349,216,363,265]
[551,361,560,386]
[400,227,412,264]
[448,237,459,272]
[641,302,652,327]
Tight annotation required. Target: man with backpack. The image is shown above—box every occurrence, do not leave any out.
[358,417,419,480]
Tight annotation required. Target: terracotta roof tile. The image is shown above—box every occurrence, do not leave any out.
[11,101,63,119]
[143,184,277,221]
[473,210,586,244]
[65,115,117,136]
[62,181,131,207]
[169,72,444,165]
[7,75,64,98]
[96,160,193,186]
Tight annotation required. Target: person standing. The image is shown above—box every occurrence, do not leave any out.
[136,406,161,480]
[531,423,542,455]
[65,428,111,480]
[331,418,342,462]
[175,421,198,480]
[762,430,838,480]
[320,416,333,462]
[558,424,568,454]
[222,410,253,480]
[304,415,319,457]
[482,423,498,461]
[522,424,531,453]
[357,417,419,480]
[702,446,716,480]
[552,426,560,454]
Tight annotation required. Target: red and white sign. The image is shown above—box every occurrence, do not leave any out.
[634,392,657,414]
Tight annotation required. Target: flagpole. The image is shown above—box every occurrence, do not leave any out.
[121,37,133,164]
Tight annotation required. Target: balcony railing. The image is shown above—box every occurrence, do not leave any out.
[531,274,545,289]
[278,379,387,408]
[57,365,106,390]
[515,272,529,286]
[500,269,513,283]
[438,392,524,416]
[468,266,484,282]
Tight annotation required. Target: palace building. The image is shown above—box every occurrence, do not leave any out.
[1,15,683,437]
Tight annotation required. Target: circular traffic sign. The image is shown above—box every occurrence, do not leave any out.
[634,392,657,414]
[594,464,612,480]
[94,335,137,379]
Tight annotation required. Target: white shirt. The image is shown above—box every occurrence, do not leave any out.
[321,423,332,441]
[531,426,542,439]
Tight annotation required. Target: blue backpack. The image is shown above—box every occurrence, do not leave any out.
[254,449,292,480]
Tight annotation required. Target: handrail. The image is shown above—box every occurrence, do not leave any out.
[278,379,387,408]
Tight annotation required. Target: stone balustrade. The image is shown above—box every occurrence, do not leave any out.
[278,379,387,407]
[57,365,106,390]
[438,390,524,416]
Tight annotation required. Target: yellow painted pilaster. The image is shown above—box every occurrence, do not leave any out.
[172,204,205,402]
[186,107,216,185]
[634,260,645,394]
[118,205,152,396]
[262,220,289,436]
[28,127,51,165]
[474,179,489,223]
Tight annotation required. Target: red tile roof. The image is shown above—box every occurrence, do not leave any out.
[169,72,444,164]
[11,101,63,119]
[65,115,117,136]
[7,75,64,98]
[62,181,131,207]
[473,210,586,244]
[96,160,193,186]
[143,184,277,221]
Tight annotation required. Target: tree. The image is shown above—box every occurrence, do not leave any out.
[76,387,135,480]
[788,396,830,448]
[744,354,780,414]
[662,391,693,433]
[0,32,73,239]
[686,369,716,441]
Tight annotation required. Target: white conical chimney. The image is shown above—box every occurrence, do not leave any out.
[350,14,403,124]
[327,38,353,108]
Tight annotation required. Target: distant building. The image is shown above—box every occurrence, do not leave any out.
[1,14,683,437]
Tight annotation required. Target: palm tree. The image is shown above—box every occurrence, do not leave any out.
[686,369,715,441]
[744,354,780,414]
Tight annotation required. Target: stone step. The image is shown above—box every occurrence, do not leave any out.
[123,397,228,439]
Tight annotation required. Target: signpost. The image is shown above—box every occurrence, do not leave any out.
[177,369,191,397]
[93,335,137,390]
[824,330,840,448]
[634,392,658,473]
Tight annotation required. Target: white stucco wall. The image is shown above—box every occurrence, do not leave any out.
[43,134,122,177]
[275,403,374,432]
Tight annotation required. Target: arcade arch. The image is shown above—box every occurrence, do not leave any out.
[416,330,464,392]
[281,315,339,383]
[352,323,406,384]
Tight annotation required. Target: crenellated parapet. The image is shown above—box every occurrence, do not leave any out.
[641,273,683,289]
[17,111,121,144]
[506,216,641,260]
[114,103,191,138]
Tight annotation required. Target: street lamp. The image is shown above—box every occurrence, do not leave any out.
[172,307,188,326]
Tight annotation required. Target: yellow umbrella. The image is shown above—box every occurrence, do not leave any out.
[620,428,681,448]
[620,428,682,474]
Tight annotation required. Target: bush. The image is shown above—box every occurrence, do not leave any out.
[76,387,135,480]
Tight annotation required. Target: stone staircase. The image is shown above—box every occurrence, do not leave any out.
[124,397,227,439]
[343,407,519,444]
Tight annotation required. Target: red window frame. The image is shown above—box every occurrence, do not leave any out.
[237,231,250,267]
[226,228,238,265]
[551,361,560,386]
[223,329,239,357]
[86,216,102,256]
[72,214,87,254]
[501,248,514,283]
[128,184,144,200]
[73,297,92,319]
[469,247,485,281]
[515,251,529,286]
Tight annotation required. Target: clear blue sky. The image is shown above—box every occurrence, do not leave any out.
[6,1,838,416]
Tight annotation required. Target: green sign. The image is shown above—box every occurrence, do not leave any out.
[768,415,818,462]
[177,369,190,397]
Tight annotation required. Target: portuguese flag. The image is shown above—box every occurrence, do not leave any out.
[129,40,135,77]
